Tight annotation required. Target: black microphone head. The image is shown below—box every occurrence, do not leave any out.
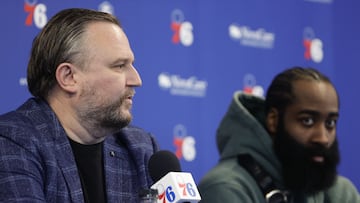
[148,150,181,182]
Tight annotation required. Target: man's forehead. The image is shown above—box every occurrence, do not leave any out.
[289,80,339,114]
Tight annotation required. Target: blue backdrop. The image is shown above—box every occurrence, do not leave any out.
[1,0,359,191]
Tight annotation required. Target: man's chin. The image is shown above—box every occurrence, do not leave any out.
[282,162,337,194]
[101,109,132,130]
[120,110,132,122]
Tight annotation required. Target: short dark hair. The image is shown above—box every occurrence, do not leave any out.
[27,8,121,99]
[265,66,336,114]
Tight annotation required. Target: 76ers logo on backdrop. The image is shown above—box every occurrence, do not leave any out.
[170,9,194,47]
[242,73,264,97]
[24,0,48,29]
[303,27,324,63]
[173,124,196,162]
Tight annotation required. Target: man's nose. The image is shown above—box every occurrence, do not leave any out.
[311,124,330,147]
[127,65,142,87]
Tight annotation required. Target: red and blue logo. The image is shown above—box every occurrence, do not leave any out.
[242,73,264,97]
[303,27,324,63]
[173,124,196,162]
[156,173,198,203]
[170,9,194,47]
[24,0,48,29]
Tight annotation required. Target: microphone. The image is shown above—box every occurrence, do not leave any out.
[148,150,201,203]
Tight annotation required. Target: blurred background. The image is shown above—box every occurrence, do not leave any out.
[1,0,359,190]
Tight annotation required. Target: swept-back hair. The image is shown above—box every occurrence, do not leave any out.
[27,8,121,99]
[265,66,336,114]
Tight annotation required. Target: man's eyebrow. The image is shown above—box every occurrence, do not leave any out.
[112,58,127,64]
[328,112,340,117]
[298,110,339,117]
[111,57,135,65]
[298,110,319,116]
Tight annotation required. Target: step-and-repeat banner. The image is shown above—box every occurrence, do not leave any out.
[1,0,359,190]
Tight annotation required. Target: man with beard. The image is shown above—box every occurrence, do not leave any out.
[198,67,360,202]
[0,8,158,202]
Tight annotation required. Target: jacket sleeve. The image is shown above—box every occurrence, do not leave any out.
[0,135,46,202]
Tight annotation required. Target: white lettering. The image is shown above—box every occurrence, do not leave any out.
[158,73,208,98]
[229,24,275,49]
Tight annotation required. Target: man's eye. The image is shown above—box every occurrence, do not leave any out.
[117,64,126,68]
[302,117,314,126]
[326,119,337,128]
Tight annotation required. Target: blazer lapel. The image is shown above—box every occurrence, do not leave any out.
[53,126,85,203]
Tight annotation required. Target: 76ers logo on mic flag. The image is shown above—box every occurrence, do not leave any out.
[151,172,201,203]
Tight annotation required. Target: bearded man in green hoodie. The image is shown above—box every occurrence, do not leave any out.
[198,67,360,203]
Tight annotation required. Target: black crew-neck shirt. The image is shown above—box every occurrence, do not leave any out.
[69,139,107,203]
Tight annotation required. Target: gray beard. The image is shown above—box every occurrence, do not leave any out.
[79,95,131,134]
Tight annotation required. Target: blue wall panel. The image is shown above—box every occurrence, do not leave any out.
[0,0,359,190]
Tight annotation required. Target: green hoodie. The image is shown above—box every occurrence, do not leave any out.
[198,91,360,203]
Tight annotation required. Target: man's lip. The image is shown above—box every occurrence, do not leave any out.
[125,97,133,105]
[312,155,325,163]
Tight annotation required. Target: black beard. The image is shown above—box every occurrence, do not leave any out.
[273,122,340,194]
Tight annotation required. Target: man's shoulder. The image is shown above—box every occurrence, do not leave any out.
[117,125,155,142]
[331,175,358,190]
[199,157,254,189]
[0,98,57,142]
[0,98,49,126]
[109,125,158,151]
[0,107,37,136]
[325,176,360,202]
[198,157,265,203]
[120,125,150,135]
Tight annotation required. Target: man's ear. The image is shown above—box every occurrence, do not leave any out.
[266,108,279,135]
[55,63,78,93]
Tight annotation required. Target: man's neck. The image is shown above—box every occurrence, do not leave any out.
[48,96,108,145]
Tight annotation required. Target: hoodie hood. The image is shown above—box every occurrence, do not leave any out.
[216,91,282,182]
